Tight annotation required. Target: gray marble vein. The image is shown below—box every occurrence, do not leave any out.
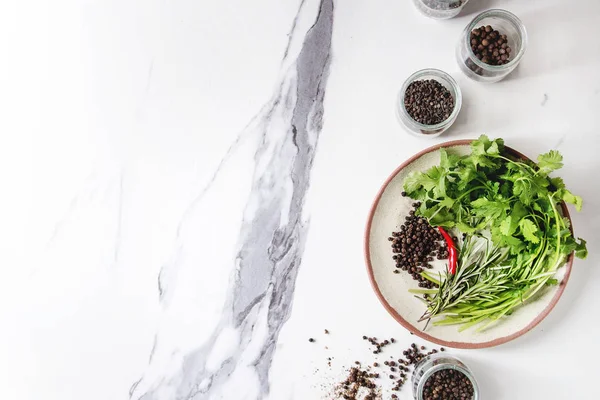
[282,0,307,63]
[131,0,334,399]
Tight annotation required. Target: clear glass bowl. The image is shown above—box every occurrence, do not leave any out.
[412,353,480,400]
[413,0,470,19]
[456,9,528,83]
[396,68,462,138]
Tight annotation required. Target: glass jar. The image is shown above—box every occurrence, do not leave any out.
[412,0,470,20]
[396,68,462,138]
[456,9,528,83]
[412,353,480,400]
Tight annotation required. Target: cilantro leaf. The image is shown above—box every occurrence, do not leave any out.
[532,197,553,214]
[513,179,534,205]
[471,135,492,155]
[560,188,583,212]
[470,135,504,157]
[519,218,540,244]
[439,197,455,209]
[427,166,447,198]
[550,177,565,191]
[467,154,498,170]
[537,150,563,176]
[471,198,509,220]
[456,165,478,191]
[429,210,456,228]
[486,140,502,155]
[404,171,428,193]
[439,148,460,169]
[509,201,528,234]
[531,175,550,197]
[491,226,526,253]
[575,238,588,259]
[561,235,579,254]
[499,216,512,236]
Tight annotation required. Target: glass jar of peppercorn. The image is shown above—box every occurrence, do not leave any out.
[412,0,470,20]
[456,9,528,83]
[412,353,480,400]
[396,68,462,138]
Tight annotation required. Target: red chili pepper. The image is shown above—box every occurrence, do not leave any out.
[438,227,458,275]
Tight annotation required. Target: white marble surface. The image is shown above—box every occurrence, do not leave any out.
[3,0,600,399]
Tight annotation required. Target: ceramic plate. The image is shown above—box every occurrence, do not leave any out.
[365,140,574,349]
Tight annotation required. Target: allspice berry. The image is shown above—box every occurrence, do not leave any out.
[469,25,512,65]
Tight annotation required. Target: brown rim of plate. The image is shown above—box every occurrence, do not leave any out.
[364,139,574,349]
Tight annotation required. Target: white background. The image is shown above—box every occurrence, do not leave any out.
[1,0,599,399]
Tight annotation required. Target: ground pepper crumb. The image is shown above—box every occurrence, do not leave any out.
[335,366,380,400]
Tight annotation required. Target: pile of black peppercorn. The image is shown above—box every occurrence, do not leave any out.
[389,198,449,288]
[337,365,379,400]
[470,24,512,66]
[404,79,455,126]
[422,368,475,400]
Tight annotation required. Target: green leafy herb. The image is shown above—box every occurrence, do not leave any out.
[404,135,587,331]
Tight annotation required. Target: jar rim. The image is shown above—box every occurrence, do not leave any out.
[397,68,462,133]
[464,9,528,71]
[420,0,466,4]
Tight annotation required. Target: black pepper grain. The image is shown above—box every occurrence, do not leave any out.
[470,25,512,66]
[422,368,475,400]
[404,79,455,126]
[389,203,447,288]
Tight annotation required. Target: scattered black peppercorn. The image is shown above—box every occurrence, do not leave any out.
[404,79,455,126]
[332,335,451,399]
[308,338,315,343]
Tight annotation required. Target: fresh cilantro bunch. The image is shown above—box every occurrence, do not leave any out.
[404,135,587,331]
